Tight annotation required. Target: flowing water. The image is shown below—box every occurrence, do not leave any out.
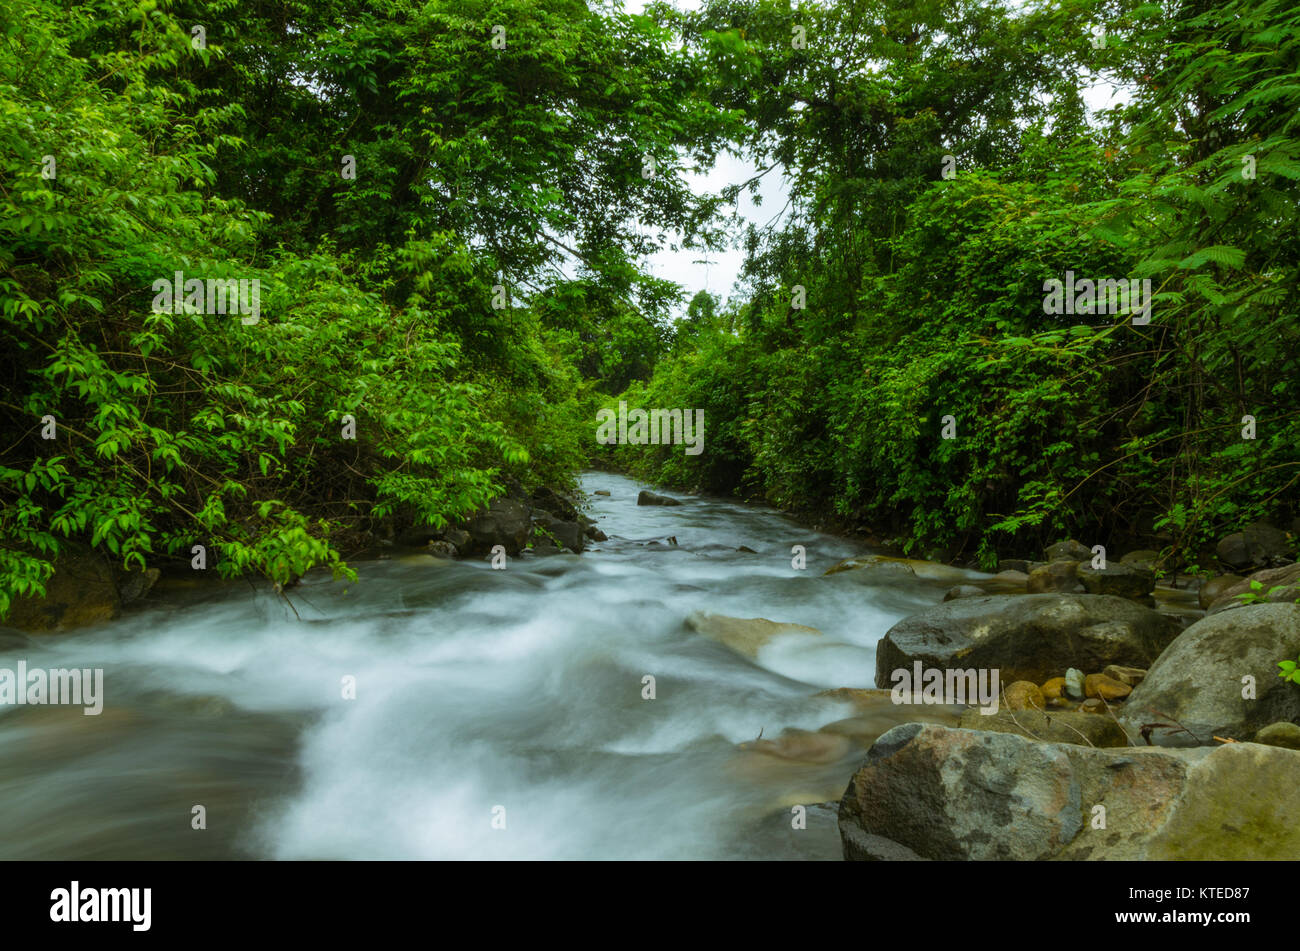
[0,472,975,860]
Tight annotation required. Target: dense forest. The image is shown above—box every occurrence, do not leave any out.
[2,0,1298,615]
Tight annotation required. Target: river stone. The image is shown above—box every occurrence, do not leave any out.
[531,486,580,521]
[1120,550,1161,571]
[1077,563,1155,599]
[1085,673,1131,700]
[1065,667,1086,700]
[465,497,533,555]
[1101,664,1147,687]
[1199,573,1243,610]
[585,526,608,542]
[1118,603,1300,746]
[593,489,610,496]
[838,723,1300,860]
[998,559,1032,574]
[874,594,1180,689]
[1046,540,1093,562]
[426,540,459,558]
[957,708,1128,747]
[686,611,821,658]
[986,569,1029,589]
[824,556,916,580]
[738,728,854,764]
[1004,681,1046,711]
[1079,698,1107,714]
[443,528,472,554]
[1254,721,1300,750]
[826,554,969,584]
[1041,677,1068,700]
[1216,521,1292,571]
[637,489,682,506]
[943,584,985,602]
[1027,561,1085,594]
[534,513,584,553]
[1206,563,1300,615]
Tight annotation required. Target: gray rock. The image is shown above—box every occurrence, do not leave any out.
[1199,573,1244,610]
[637,489,682,506]
[118,567,161,604]
[998,559,1032,574]
[442,528,472,554]
[1216,521,1292,571]
[593,490,611,496]
[874,594,1181,688]
[1045,540,1093,562]
[534,513,584,553]
[531,486,580,521]
[585,526,608,542]
[958,708,1128,747]
[1254,721,1300,750]
[1120,550,1161,571]
[1119,603,1300,746]
[426,541,459,558]
[838,723,1300,860]
[1206,563,1300,615]
[1027,561,1085,593]
[943,584,986,602]
[1077,562,1155,599]
[465,497,533,555]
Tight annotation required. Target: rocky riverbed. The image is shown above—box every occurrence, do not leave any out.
[3,473,1298,860]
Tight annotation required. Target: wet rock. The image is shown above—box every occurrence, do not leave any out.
[1206,563,1300,615]
[534,513,584,553]
[1004,681,1046,711]
[987,569,1030,588]
[736,545,757,554]
[838,723,1300,860]
[686,611,822,658]
[3,549,120,633]
[465,497,533,555]
[824,556,916,580]
[1254,721,1300,750]
[1119,604,1300,746]
[739,728,853,764]
[957,708,1128,747]
[426,541,459,558]
[1216,521,1292,571]
[1041,677,1068,701]
[1077,563,1155,600]
[1046,539,1094,563]
[1027,561,1085,594]
[443,528,472,554]
[998,559,1032,574]
[585,526,608,542]
[1085,673,1132,701]
[1199,573,1243,610]
[118,567,161,605]
[1079,698,1108,714]
[593,489,611,496]
[1101,664,1147,687]
[1120,550,1161,571]
[874,594,1180,688]
[943,584,985,602]
[637,490,681,506]
[531,486,580,522]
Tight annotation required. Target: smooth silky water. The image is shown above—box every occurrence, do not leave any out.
[0,472,968,860]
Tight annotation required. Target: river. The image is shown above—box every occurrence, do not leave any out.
[0,472,969,860]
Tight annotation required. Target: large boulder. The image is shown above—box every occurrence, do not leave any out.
[1199,573,1244,610]
[826,555,968,585]
[1045,540,1093,562]
[874,594,1181,688]
[2,549,157,633]
[1076,563,1155,600]
[1118,603,1300,746]
[530,486,580,522]
[957,708,1128,747]
[465,497,533,555]
[533,513,584,553]
[636,489,682,507]
[685,611,821,658]
[1216,521,1292,571]
[1027,562,1084,594]
[838,722,1300,860]
[1205,562,1300,615]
